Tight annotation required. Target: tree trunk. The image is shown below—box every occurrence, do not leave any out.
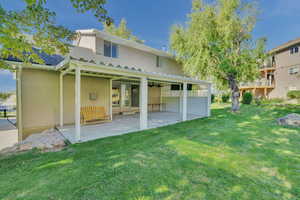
[228,76,240,112]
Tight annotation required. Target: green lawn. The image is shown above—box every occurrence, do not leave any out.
[1,104,300,200]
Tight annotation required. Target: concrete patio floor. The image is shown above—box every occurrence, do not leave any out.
[59,112,203,143]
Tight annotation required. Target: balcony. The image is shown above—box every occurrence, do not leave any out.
[240,79,275,89]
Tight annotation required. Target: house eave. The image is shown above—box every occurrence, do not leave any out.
[76,29,174,59]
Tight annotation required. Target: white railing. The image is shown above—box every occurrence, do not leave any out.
[240,79,274,87]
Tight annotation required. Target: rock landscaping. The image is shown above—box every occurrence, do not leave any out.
[0,128,67,156]
[277,113,300,127]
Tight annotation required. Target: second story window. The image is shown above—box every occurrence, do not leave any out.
[288,66,299,75]
[156,56,161,67]
[290,46,299,55]
[104,40,118,58]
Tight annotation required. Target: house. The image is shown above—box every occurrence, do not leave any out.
[7,29,211,143]
[240,38,300,99]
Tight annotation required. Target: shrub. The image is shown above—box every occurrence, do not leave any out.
[211,94,215,103]
[0,92,11,101]
[254,97,263,106]
[221,94,230,103]
[242,92,253,104]
[287,90,300,99]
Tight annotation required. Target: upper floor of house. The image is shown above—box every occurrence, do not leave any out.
[71,29,184,76]
[268,38,300,74]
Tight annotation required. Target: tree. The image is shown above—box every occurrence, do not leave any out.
[0,0,111,70]
[103,18,144,44]
[170,0,266,112]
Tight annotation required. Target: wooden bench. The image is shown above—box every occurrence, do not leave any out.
[80,106,110,124]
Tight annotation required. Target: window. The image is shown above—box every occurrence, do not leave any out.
[290,46,299,55]
[104,40,118,58]
[112,88,120,106]
[288,66,299,75]
[156,56,161,67]
[272,56,276,66]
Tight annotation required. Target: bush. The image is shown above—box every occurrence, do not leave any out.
[287,90,300,99]
[242,92,253,104]
[254,97,263,106]
[221,94,230,103]
[211,94,215,103]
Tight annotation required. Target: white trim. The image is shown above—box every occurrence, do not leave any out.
[109,79,113,120]
[76,29,172,59]
[140,77,148,130]
[207,84,212,117]
[75,66,81,142]
[120,83,126,112]
[3,60,56,71]
[70,60,210,85]
[16,66,23,142]
[182,82,187,121]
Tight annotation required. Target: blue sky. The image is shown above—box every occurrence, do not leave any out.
[1,0,300,92]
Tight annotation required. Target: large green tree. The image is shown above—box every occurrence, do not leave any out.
[103,18,144,44]
[170,0,266,112]
[0,0,110,69]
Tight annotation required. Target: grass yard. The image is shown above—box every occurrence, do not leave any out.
[0,104,300,200]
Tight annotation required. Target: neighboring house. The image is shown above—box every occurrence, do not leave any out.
[240,38,300,99]
[5,29,211,143]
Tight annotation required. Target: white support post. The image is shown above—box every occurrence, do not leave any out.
[182,82,188,121]
[207,83,212,117]
[59,73,64,127]
[109,79,113,120]
[140,77,148,130]
[16,66,23,142]
[75,67,81,142]
[120,83,126,112]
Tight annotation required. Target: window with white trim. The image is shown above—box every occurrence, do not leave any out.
[288,66,299,75]
[104,40,118,58]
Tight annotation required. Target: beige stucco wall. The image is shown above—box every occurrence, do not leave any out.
[21,69,110,138]
[75,34,96,52]
[269,48,300,99]
[71,35,184,76]
[148,87,161,104]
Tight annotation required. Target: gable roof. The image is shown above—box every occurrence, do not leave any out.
[270,37,300,54]
[76,29,173,59]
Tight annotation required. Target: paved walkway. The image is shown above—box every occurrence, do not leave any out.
[59,112,204,143]
[0,118,18,151]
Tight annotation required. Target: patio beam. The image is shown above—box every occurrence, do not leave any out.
[75,66,81,142]
[140,77,148,130]
[182,82,187,121]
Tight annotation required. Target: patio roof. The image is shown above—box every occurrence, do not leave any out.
[62,59,211,85]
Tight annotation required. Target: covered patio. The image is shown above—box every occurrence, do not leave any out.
[59,112,202,143]
[57,59,211,143]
